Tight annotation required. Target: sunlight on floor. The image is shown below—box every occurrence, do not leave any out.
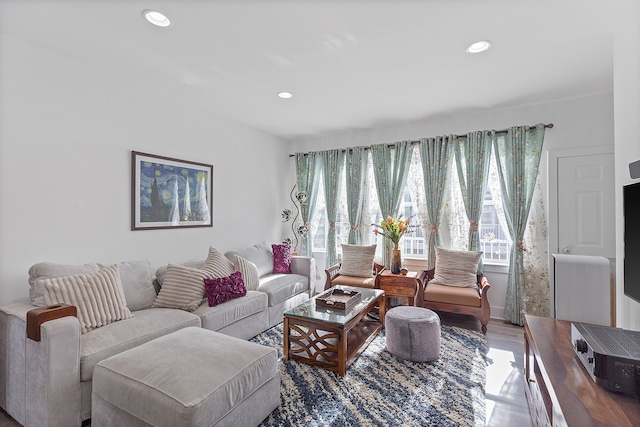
[486,348,516,394]
[485,347,517,421]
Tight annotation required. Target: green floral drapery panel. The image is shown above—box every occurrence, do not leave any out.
[345,147,368,244]
[419,136,454,270]
[295,152,320,257]
[454,131,492,271]
[321,149,345,268]
[493,124,545,326]
[371,141,412,267]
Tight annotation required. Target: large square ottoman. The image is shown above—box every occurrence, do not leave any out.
[91,327,280,427]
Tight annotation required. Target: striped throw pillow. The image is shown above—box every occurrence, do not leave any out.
[153,247,235,311]
[234,255,260,291]
[338,244,376,277]
[43,264,133,334]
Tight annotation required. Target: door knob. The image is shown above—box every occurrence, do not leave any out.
[561,247,571,254]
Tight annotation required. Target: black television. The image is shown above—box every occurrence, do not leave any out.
[624,181,640,303]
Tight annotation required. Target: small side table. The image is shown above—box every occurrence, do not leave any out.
[376,269,426,323]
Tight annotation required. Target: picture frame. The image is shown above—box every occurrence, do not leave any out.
[131,151,213,230]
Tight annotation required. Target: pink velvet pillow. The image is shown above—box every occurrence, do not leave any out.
[272,243,292,274]
[203,271,247,307]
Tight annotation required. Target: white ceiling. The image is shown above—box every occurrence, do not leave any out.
[0,0,619,141]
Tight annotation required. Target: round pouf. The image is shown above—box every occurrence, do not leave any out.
[385,306,441,362]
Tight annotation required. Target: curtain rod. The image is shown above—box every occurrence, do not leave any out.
[288,123,554,157]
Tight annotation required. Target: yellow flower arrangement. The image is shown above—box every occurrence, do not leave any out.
[372,215,413,245]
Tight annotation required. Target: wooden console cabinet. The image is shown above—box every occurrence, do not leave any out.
[524,315,640,426]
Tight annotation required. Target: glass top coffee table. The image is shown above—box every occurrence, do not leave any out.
[283,285,385,377]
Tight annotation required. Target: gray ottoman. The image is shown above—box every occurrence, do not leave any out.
[91,327,280,427]
[385,306,441,362]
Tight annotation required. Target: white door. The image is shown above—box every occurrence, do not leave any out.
[557,152,615,258]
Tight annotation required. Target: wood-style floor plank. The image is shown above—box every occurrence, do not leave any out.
[437,312,533,427]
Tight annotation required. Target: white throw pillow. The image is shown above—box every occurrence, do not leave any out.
[234,255,260,291]
[338,244,377,277]
[430,246,482,289]
[42,264,133,334]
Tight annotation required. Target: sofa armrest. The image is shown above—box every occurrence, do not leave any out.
[291,256,316,296]
[0,303,32,419]
[27,316,82,427]
[0,302,82,427]
[27,304,77,342]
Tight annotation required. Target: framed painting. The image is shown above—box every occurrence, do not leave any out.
[131,151,213,230]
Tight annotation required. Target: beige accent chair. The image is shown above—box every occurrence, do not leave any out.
[400,252,491,334]
[324,261,385,290]
[420,268,491,334]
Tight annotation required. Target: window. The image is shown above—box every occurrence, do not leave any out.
[479,189,510,263]
[306,145,511,269]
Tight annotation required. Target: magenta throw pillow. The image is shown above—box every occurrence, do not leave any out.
[203,271,247,307]
[272,243,292,274]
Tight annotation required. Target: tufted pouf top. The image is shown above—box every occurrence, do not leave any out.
[385,306,441,362]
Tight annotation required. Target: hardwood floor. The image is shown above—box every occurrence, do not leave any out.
[438,312,533,427]
[0,314,533,427]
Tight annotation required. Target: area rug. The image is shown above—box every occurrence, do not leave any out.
[251,323,488,427]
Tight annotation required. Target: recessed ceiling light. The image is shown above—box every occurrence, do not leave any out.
[278,91,293,99]
[466,40,492,54]
[143,10,172,27]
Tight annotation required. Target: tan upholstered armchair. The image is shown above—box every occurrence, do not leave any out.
[325,261,385,290]
[419,268,491,334]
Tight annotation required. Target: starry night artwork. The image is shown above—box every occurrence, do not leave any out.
[131,151,213,230]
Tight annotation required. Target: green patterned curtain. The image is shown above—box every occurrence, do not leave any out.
[345,147,368,244]
[321,149,345,268]
[419,136,454,269]
[295,152,320,257]
[371,141,413,267]
[493,124,545,326]
[454,131,492,271]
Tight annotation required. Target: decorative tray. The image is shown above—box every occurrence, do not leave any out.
[315,288,362,311]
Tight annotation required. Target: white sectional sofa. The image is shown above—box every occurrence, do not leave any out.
[0,242,314,427]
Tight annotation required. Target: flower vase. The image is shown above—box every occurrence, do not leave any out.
[391,244,402,274]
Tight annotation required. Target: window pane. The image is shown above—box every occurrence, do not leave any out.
[480,188,510,263]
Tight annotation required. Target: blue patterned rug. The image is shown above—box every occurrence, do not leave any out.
[251,323,488,427]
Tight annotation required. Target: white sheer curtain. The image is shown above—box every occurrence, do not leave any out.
[444,160,469,251]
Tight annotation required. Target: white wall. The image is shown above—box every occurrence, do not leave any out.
[0,35,291,304]
[613,0,640,330]
[290,93,615,319]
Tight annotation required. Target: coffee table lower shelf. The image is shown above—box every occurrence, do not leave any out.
[283,292,383,377]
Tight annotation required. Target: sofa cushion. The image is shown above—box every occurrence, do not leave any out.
[233,256,260,291]
[431,246,482,289]
[272,243,292,274]
[258,273,309,306]
[29,262,101,307]
[204,271,247,307]
[155,247,234,288]
[80,308,201,382]
[42,264,134,334]
[338,244,376,277]
[193,290,267,331]
[155,259,205,288]
[423,282,481,307]
[225,242,274,278]
[113,260,156,311]
[29,260,156,311]
[331,275,377,288]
